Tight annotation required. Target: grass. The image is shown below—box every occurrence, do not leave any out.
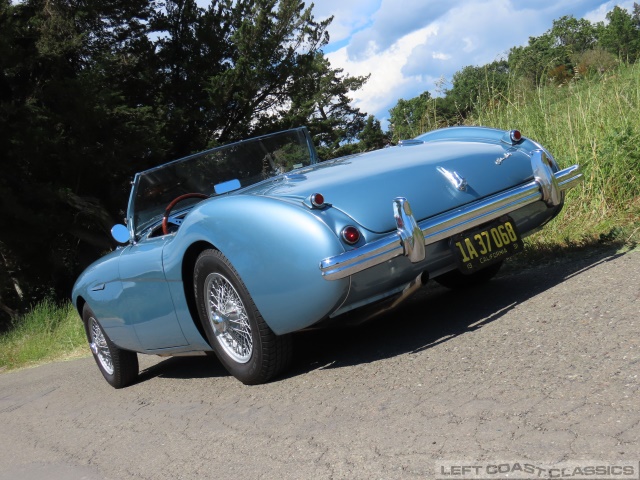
[0,299,88,372]
[2,64,640,373]
[472,62,640,251]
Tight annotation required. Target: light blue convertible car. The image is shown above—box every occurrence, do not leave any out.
[72,126,582,387]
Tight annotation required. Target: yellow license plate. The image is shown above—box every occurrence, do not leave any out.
[450,217,523,274]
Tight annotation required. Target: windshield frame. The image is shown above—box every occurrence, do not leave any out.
[126,127,318,240]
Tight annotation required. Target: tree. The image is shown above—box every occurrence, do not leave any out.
[279,53,368,158]
[509,15,597,85]
[0,0,369,327]
[0,0,163,321]
[358,115,388,151]
[388,92,432,143]
[573,48,619,77]
[598,5,640,62]
[446,60,510,119]
[154,0,367,157]
[549,16,597,53]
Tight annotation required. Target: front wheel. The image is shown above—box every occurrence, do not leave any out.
[83,304,138,388]
[434,261,504,289]
[194,249,292,385]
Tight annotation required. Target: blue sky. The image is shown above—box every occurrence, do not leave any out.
[308,0,637,125]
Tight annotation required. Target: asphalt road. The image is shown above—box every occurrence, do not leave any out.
[1,246,639,480]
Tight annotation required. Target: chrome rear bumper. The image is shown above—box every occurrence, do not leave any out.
[320,151,582,280]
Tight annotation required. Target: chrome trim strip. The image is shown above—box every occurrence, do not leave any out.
[397,139,425,147]
[437,166,468,191]
[320,164,582,280]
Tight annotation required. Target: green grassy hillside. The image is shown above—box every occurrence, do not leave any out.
[0,300,87,371]
[473,63,640,250]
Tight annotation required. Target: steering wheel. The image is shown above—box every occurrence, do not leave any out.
[162,193,209,235]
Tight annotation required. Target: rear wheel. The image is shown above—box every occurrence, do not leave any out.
[434,261,503,289]
[194,249,292,385]
[83,304,138,388]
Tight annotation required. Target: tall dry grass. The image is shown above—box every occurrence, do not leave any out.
[472,63,640,248]
[0,299,87,371]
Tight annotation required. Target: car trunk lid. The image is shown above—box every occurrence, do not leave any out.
[243,141,536,233]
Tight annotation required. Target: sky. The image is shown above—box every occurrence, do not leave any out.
[307,0,637,125]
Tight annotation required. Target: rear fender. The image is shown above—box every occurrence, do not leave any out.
[162,196,350,335]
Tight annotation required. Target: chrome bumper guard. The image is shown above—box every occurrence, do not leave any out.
[320,151,582,280]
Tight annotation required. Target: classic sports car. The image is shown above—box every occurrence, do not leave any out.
[72,126,582,387]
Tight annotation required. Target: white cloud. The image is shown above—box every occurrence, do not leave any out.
[326,24,438,120]
[322,0,634,124]
[344,0,463,60]
[432,52,452,61]
[309,0,381,47]
[583,0,637,21]
[194,0,634,125]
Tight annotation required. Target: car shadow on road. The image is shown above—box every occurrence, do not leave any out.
[286,245,628,377]
[137,354,228,384]
[135,245,627,384]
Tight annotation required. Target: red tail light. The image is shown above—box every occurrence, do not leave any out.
[310,193,325,208]
[341,226,360,245]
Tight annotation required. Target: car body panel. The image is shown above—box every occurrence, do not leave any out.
[72,125,582,360]
[72,248,142,350]
[118,239,189,350]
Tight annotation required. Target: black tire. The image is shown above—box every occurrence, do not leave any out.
[83,304,138,389]
[434,260,504,290]
[194,249,292,385]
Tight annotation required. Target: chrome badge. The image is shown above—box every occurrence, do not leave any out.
[495,152,513,165]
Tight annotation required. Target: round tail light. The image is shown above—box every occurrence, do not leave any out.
[341,226,361,245]
[310,193,325,208]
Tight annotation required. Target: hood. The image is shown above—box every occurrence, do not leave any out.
[241,140,536,233]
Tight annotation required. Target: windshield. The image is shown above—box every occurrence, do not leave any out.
[128,127,317,237]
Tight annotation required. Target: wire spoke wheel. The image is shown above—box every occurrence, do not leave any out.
[89,316,114,374]
[82,304,138,389]
[194,249,292,384]
[205,272,253,363]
